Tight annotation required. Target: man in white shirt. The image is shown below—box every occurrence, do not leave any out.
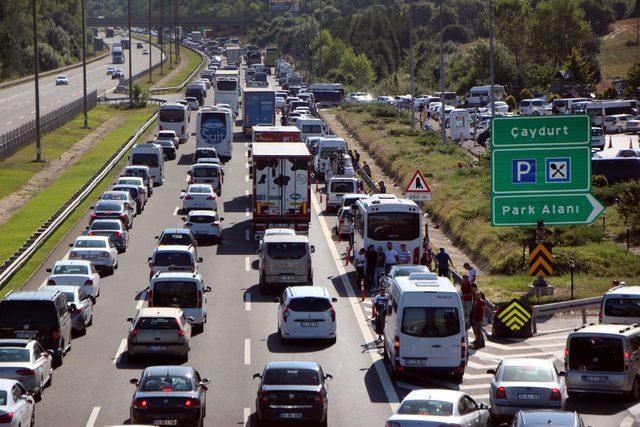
[464,263,477,284]
[397,243,411,264]
[384,241,398,270]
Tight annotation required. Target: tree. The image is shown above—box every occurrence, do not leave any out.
[603,85,618,99]
[334,48,376,89]
[493,0,532,73]
[443,24,469,43]
[563,47,596,84]
[617,181,640,228]
[628,58,640,95]
[579,0,615,35]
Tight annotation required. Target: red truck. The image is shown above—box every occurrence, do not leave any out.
[252,125,302,143]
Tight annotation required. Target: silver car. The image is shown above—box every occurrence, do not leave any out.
[52,286,94,335]
[90,200,133,229]
[85,219,129,252]
[0,379,34,426]
[0,339,52,400]
[488,358,566,420]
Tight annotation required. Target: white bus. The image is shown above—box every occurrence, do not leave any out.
[214,72,240,115]
[195,107,234,162]
[576,100,639,126]
[352,194,423,264]
[158,103,189,143]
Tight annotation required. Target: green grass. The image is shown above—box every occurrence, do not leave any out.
[333,103,640,303]
[0,106,156,295]
[598,18,640,83]
[0,107,118,200]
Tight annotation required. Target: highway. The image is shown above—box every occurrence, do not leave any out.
[0,36,162,134]
[5,66,636,427]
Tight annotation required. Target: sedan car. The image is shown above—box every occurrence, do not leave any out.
[112,69,124,79]
[182,210,223,243]
[0,339,52,401]
[90,200,133,229]
[126,308,193,361]
[100,191,136,216]
[253,361,331,425]
[68,236,118,275]
[489,358,566,420]
[156,139,177,160]
[55,75,69,85]
[45,259,100,300]
[181,184,218,212]
[385,389,489,427]
[129,365,209,427]
[106,67,116,75]
[157,130,179,149]
[50,286,93,334]
[142,49,149,55]
[85,219,129,253]
[156,228,197,250]
[512,410,585,427]
[0,379,35,426]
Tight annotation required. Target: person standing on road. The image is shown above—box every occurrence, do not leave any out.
[464,262,477,284]
[361,161,371,178]
[471,289,486,349]
[460,274,473,328]
[434,247,454,278]
[372,287,390,343]
[374,246,386,290]
[347,217,356,256]
[354,248,366,289]
[384,242,399,271]
[378,181,387,193]
[365,245,377,289]
[397,243,411,264]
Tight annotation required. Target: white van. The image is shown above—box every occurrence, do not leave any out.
[148,272,212,331]
[600,286,640,325]
[195,107,233,162]
[326,177,358,212]
[315,137,348,177]
[519,98,547,116]
[383,272,467,381]
[159,102,189,143]
[129,143,164,186]
[295,117,325,141]
[466,85,505,107]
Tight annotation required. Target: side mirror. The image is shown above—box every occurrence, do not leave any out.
[68,243,74,247]
[252,373,262,380]
[219,217,224,221]
[324,374,333,380]
[310,245,315,253]
[127,317,134,323]
[187,317,195,323]
[45,268,52,273]
[486,369,496,375]
[200,378,211,385]
[129,378,139,385]
[204,286,212,293]
[89,206,94,210]
[479,403,489,410]
[332,298,338,303]
[198,257,203,263]
[187,170,192,175]
[147,257,152,263]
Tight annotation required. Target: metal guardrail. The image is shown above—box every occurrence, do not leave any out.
[97,96,167,106]
[531,296,602,334]
[0,111,159,288]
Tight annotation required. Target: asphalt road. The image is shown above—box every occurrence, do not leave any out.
[11,70,640,427]
[0,36,162,134]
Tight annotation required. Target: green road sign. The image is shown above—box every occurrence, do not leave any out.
[491,115,591,148]
[492,193,605,226]
[492,147,591,194]
[490,115,604,227]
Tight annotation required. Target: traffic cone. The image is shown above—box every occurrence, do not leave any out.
[608,136,613,149]
[361,284,366,302]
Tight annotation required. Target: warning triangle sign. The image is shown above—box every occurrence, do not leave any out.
[405,170,431,193]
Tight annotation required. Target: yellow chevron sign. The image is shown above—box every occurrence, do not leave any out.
[528,242,553,276]
[497,300,532,331]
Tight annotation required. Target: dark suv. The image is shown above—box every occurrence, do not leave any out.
[0,289,72,366]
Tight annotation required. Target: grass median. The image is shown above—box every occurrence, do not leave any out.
[0,106,157,297]
[333,103,640,303]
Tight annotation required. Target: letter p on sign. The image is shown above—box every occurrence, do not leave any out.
[512,159,536,184]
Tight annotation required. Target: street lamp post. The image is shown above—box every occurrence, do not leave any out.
[488,0,496,119]
[569,260,576,299]
[148,0,153,83]
[409,17,415,130]
[438,0,446,145]
[160,0,164,76]
[168,1,173,69]
[81,0,89,128]
[174,0,180,61]
[32,0,43,162]
[128,0,133,107]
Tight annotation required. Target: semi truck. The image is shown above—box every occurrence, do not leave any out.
[252,126,302,143]
[190,31,203,43]
[251,142,311,237]
[242,88,276,135]
[265,47,278,68]
[112,44,125,64]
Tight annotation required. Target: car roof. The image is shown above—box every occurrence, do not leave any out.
[143,365,195,377]
[605,286,640,296]
[91,218,123,225]
[287,286,330,298]
[500,358,554,367]
[75,235,110,241]
[570,324,640,336]
[138,307,183,317]
[393,274,457,294]
[53,260,92,266]
[153,245,194,253]
[404,388,464,402]
[152,272,202,281]
[188,184,214,190]
[518,410,579,423]
[265,361,320,370]
[0,339,31,347]
[264,228,296,236]
[4,289,60,301]
[263,234,309,243]
[0,378,20,389]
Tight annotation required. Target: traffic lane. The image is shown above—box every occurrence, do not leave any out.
[599,132,639,157]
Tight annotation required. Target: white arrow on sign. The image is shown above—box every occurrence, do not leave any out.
[586,193,605,223]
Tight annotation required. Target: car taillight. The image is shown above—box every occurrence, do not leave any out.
[88,231,95,236]
[130,328,138,337]
[185,195,193,200]
[185,223,192,227]
[0,412,14,422]
[564,348,569,358]
[16,369,35,376]
[212,222,220,228]
[207,196,215,200]
[90,213,97,219]
[119,213,126,219]
[329,305,335,322]
[393,335,400,354]
[114,231,122,237]
[625,350,631,360]
[184,398,200,408]
[550,388,562,401]
[73,306,84,314]
[47,279,56,286]
[495,386,507,399]
[147,290,153,307]
[52,328,61,340]
[314,392,323,405]
[84,279,93,287]
[258,390,268,405]
[197,290,203,308]
[413,247,419,264]
[177,329,185,337]
[132,398,147,409]
[282,306,290,321]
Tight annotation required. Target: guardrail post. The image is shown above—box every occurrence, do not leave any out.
[581,308,587,325]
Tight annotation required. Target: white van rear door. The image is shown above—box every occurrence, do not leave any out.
[428,293,464,369]
[398,292,431,368]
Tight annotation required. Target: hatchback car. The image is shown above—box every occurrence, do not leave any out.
[126,308,193,361]
[112,185,144,214]
[253,361,332,425]
[385,389,490,427]
[511,410,585,427]
[157,130,180,148]
[156,139,177,160]
[106,67,115,75]
[488,358,566,419]
[55,75,69,85]
[45,260,100,301]
[68,236,118,274]
[181,184,218,212]
[0,379,35,426]
[0,339,52,401]
[193,147,218,163]
[603,114,634,133]
[84,219,129,253]
[50,285,93,334]
[182,210,223,243]
[277,287,337,343]
[90,200,133,229]
[148,245,202,277]
[129,365,209,427]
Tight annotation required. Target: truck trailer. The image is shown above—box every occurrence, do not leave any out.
[242,88,276,135]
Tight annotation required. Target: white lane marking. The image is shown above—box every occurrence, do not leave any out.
[113,339,127,364]
[245,229,250,241]
[460,383,490,391]
[85,406,101,427]
[245,256,250,272]
[244,407,251,425]
[245,175,249,182]
[5,121,11,125]
[136,292,146,310]
[173,206,180,216]
[245,207,250,217]
[19,116,24,119]
[245,292,251,311]
[311,193,400,411]
[244,339,251,365]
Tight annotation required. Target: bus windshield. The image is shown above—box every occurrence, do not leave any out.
[159,109,185,123]
[217,80,237,91]
[367,212,420,240]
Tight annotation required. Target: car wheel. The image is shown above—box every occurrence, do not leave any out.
[46,369,52,387]
[30,406,35,426]
[617,126,623,133]
[87,313,93,327]
[106,266,115,275]
[630,377,640,401]
[34,387,42,402]
[53,348,63,367]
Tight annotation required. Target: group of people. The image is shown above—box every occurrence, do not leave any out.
[460,262,486,349]
[353,242,412,291]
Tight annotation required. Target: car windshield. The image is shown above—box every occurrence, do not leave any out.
[263,368,320,385]
[136,317,179,329]
[188,186,212,194]
[114,187,138,197]
[96,203,121,211]
[141,375,192,392]
[266,242,307,260]
[288,297,330,312]
[153,281,198,308]
[159,233,192,246]
[157,140,174,147]
[53,264,89,275]
[0,301,56,323]
[193,167,218,178]
[330,181,356,193]
[102,193,127,201]
[605,297,640,318]
[401,307,460,338]
[91,221,121,231]
[502,365,554,382]
[159,109,185,123]
[397,399,453,416]
[217,80,237,91]
[0,391,7,406]
[367,212,420,241]
[158,132,176,138]
[0,349,30,363]
[75,239,107,248]
[153,252,192,267]
[569,336,624,372]
[124,169,148,179]
[119,179,140,185]
[392,266,427,277]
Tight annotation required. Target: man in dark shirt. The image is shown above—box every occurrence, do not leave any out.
[434,247,453,278]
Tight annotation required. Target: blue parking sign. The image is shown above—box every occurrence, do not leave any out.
[511,159,536,184]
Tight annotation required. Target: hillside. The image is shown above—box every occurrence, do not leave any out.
[598,18,640,84]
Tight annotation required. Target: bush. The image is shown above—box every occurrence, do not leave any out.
[617,181,640,226]
[592,175,609,188]
[131,84,148,108]
[504,95,516,111]
[603,86,618,99]
[519,88,533,100]
[548,93,561,102]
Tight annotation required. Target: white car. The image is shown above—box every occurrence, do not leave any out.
[386,389,490,427]
[603,114,635,133]
[181,184,218,212]
[627,115,640,133]
[257,228,296,252]
[45,260,100,301]
[50,285,94,334]
[67,236,118,275]
[0,378,35,426]
[0,339,52,401]
[277,286,337,342]
[142,49,149,55]
[55,75,69,85]
[182,210,223,242]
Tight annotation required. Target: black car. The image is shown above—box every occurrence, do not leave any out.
[130,365,209,427]
[156,139,177,160]
[253,361,332,425]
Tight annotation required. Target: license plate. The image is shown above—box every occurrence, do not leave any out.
[301,322,318,327]
[82,254,98,259]
[147,345,167,352]
[518,393,540,400]
[16,331,37,339]
[404,359,428,366]
[154,420,177,426]
[584,375,607,382]
[280,413,303,419]
[280,276,294,281]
